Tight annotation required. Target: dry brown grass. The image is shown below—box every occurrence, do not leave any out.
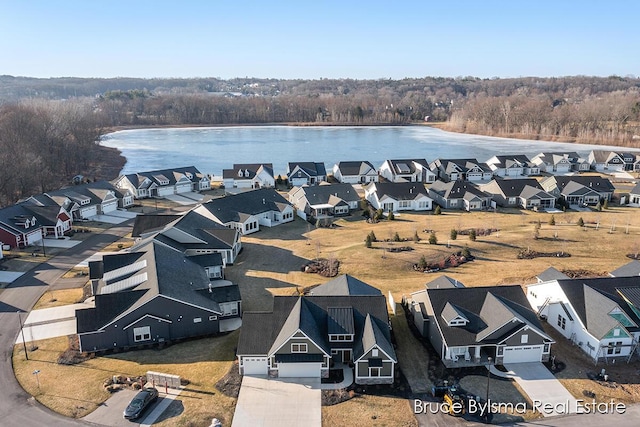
[322,394,417,427]
[13,330,239,424]
[61,267,89,279]
[32,288,84,310]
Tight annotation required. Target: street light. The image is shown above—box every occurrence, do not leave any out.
[17,311,28,360]
[33,369,41,390]
[486,356,492,403]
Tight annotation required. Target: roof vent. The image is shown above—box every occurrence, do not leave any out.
[208,283,213,293]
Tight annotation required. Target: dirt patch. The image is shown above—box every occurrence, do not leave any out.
[561,269,610,278]
[302,258,340,277]
[517,248,571,259]
[413,250,474,272]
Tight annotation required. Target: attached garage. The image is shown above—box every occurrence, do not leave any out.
[157,186,174,197]
[502,345,543,363]
[101,200,118,214]
[78,205,98,219]
[25,230,43,245]
[278,362,322,378]
[175,182,192,194]
[242,357,268,376]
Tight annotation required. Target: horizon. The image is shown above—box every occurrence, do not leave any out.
[2,1,639,80]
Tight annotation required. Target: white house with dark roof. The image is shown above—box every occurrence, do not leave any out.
[199,188,294,235]
[378,159,436,183]
[287,162,327,186]
[236,274,396,384]
[115,166,210,199]
[364,182,432,212]
[531,152,590,174]
[485,155,540,177]
[588,150,628,172]
[222,163,275,191]
[629,183,640,207]
[527,275,640,362]
[332,161,379,184]
[429,158,493,182]
[479,178,555,210]
[410,284,553,367]
[541,176,615,206]
[288,183,360,220]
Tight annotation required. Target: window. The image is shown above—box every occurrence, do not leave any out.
[521,334,529,344]
[543,344,550,353]
[557,315,566,330]
[615,341,622,354]
[133,326,151,342]
[369,367,381,377]
[372,349,379,357]
[193,317,202,323]
[614,329,620,337]
[291,343,308,353]
[209,315,217,321]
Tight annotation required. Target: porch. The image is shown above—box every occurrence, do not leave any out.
[442,345,496,369]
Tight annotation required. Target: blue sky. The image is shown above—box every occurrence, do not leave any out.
[1,0,638,79]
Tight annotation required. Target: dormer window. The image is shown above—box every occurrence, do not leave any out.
[238,169,243,177]
[329,334,353,342]
[448,318,467,327]
[244,169,250,177]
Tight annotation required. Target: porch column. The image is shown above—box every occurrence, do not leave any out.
[474,346,481,359]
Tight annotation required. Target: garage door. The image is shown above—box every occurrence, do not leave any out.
[278,363,322,378]
[243,357,268,376]
[175,183,191,194]
[102,201,118,213]
[26,230,43,245]
[502,345,543,363]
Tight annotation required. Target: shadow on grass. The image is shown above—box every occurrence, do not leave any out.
[153,399,184,424]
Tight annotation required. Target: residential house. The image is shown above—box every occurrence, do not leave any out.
[43,180,132,219]
[76,240,242,353]
[0,204,49,248]
[199,188,294,235]
[588,151,626,172]
[429,158,493,182]
[531,152,590,174]
[536,267,569,283]
[541,176,615,205]
[629,183,640,207]
[332,161,379,184]
[378,159,436,183]
[609,260,640,278]
[288,183,360,220]
[409,284,553,367]
[287,162,327,186]
[364,182,432,212]
[132,209,242,265]
[479,178,556,210]
[115,166,210,199]
[237,274,397,384]
[527,276,640,362]
[485,155,540,177]
[411,285,554,368]
[408,276,465,337]
[427,180,492,211]
[222,163,275,191]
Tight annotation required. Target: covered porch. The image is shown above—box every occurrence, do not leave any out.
[442,345,496,368]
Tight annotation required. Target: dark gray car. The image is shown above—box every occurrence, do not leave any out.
[123,387,159,420]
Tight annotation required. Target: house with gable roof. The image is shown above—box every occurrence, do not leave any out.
[411,284,553,367]
[485,155,540,177]
[0,204,46,248]
[222,163,275,191]
[428,180,492,211]
[364,182,432,212]
[588,150,627,172]
[378,159,436,183]
[288,183,360,220]
[115,166,210,199]
[527,275,640,362]
[429,158,493,182]
[531,152,590,174]
[479,178,556,210]
[76,239,242,353]
[629,183,640,206]
[332,161,379,184]
[199,188,294,235]
[236,274,396,384]
[609,260,640,278]
[287,162,327,186]
[541,175,614,206]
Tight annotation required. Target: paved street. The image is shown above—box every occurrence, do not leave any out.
[0,222,134,426]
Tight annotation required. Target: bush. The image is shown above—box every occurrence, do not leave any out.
[413,231,420,242]
[577,217,584,227]
[595,201,602,211]
[450,229,458,240]
[368,230,377,242]
[388,211,395,221]
[434,205,442,215]
[418,255,428,270]
[428,232,438,245]
[393,232,401,242]
[603,199,609,209]
[365,234,372,248]
[374,209,384,221]
[549,215,556,226]
[469,229,476,241]
[462,246,471,259]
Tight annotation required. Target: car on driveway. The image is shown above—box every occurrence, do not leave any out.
[123,387,159,420]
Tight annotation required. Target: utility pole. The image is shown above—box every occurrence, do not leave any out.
[486,356,492,403]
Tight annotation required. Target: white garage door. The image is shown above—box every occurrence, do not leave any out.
[158,186,174,197]
[175,183,191,194]
[79,205,98,219]
[502,345,543,363]
[278,363,322,378]
[243,357,268,376]
[26,230,43,245]
[102,201,118,213]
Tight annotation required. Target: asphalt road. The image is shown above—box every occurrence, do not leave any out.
[0,222,134,426]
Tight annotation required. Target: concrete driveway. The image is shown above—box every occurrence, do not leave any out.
[232,376,321,427]
[501,363,578,417]
[16,302,94,344]
[0,271,25,283]
[42,238,81,249]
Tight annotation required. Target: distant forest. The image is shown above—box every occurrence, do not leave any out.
[0,74,639,206]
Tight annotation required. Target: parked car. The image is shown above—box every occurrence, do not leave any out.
[123,387,159,420]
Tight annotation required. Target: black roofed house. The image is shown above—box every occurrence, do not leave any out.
[288,183,360,220]
[609,260,640,278]
[0,204,47,248]
[429,158,493,182]
[410,284,553,367]
[587,150,626,172]
[527,275,640,362]
[332,161,379,184]
[115,166,210,199]
[629,183,640,206]
[287,162,327,186]
[541,175,614,206]
[428,180,492,211]
[479,178,555,210]
[364,182,433,212]
[76,239,241,353]
[378,159,436,183]
[408,275,465,337]
[485,155,540,177]
[531,152,590,174]
[133,208,242,265]
[42,180,131,219]
[236,274,397,384]
[222,163,275,191]
[198,188,294,235]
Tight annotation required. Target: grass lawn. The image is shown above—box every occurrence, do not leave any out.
[32,288,84,310]
[322,394,417,427]
[13,330,240,425]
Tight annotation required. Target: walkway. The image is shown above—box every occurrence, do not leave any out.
[320,364,353,390]
[492,363,579,417]
[232,376,321,427]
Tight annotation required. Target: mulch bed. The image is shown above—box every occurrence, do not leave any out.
[215,360,242,398]
[517,249,570,259]
[626,253,640,260]
[302,258,340,277]
[413,251,474,272]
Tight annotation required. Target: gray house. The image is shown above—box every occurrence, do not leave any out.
[288,183,360,220]
[479,178,555,210]
[428,180,492,211]
[76,240,242,353]
[237,275,396,384]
